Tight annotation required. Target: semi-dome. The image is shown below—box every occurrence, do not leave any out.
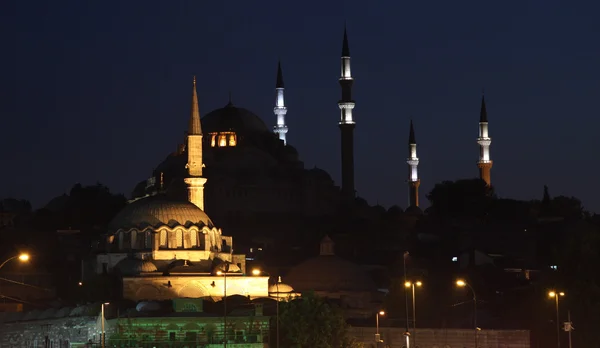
[285,255,376,292]
[285,235,376,293]
[202,103,269,134]
[109,195,214,232]
[115,258,158,276]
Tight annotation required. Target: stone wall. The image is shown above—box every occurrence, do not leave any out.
[0,316,99,348]
[351,326,530,348]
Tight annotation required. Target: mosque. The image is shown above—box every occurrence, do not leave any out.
[130,28,493,231]
[97,24,495,314]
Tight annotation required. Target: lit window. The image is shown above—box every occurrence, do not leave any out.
[550,265,558,270]
[229,134,236,146]
[210,134,216,147]
[452,257,458,262]
[218,135,227,147]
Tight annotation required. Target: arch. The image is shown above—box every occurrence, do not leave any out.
[135,285,161,301]
[183,322,201,330]
[178,282,210,298]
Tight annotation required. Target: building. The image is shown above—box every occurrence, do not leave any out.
[94,77,270,302]
[285,236,384,319]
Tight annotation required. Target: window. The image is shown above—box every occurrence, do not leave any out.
[185,332,197,343]
[169,332,176,341]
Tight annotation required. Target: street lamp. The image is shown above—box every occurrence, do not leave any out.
[548,290,565,348]
[405,281,422,346]
[252,268,280,348]
[456,279,478,347]
[101,302,109,348]
[217,263,231,347]
[376,310,385,347]
[0,253,30,270]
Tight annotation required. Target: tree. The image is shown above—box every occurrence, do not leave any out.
[426,179,493,219]
[278,292,361,348]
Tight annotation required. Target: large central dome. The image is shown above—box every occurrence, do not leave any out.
[202,103,269,134]
[109,195,214,232]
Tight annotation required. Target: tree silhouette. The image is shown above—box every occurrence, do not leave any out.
[426,179,493,218]
[279,292,360,348]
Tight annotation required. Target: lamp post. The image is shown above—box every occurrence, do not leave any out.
[252,268,280,348]
[405,280,422,346]
[101,302,109,348]
[0,253,29,271]
[376,310,385,347]
[548,290,565,348]
[217,263,231,347]
[456,279,478,348]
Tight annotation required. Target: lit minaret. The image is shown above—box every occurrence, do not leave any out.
[184,76,207,210]
[338,26,356,201]
[406,120,420,207]
[477,93,492,186]
[273,60,288,144]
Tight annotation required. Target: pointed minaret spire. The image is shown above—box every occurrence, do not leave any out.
[184,76,207,210]
[273,59,289,145]
[409,119,416,144]
[188,76,202,135]
[477,90,492,186]
[338,25,356,203]
[406,120,420,207]
[342,25,350,57]
[276,60,285,88]
[480,92,488,122]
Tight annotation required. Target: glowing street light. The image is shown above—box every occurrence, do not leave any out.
[548,290,565,348]
[456,279,478,347]
[252,268,281,348]
[101,302,109,348]
[405,281,423,346]
[0,253,30,271]
[376,310,385,347]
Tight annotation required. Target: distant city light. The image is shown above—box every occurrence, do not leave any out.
[452,257,458,262]
[550,265,558,270]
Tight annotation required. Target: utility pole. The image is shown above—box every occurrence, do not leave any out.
[566,311,573,348]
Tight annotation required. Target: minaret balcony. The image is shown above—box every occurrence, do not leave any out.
[274,106,287,114]
[406,159,419,166]
[477,138,491,146]
[274,125,288,133]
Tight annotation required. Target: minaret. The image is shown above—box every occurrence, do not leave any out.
[338,26,356,201]
[477,93,492,186]
[273,60,288,144]
[184,76,208,210]
[406,120,420,207]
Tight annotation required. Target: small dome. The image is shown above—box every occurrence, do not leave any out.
[115,258,157,276]
[269,280,294,294]
[212,261,242,274]
[109,195,214,232]
[202,103,269,134]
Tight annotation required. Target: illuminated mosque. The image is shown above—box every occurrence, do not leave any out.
[101,25,494,314]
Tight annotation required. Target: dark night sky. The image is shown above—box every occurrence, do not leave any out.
[3,0,600,212]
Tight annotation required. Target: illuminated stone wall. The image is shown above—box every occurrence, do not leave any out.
[123,275,269,302]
